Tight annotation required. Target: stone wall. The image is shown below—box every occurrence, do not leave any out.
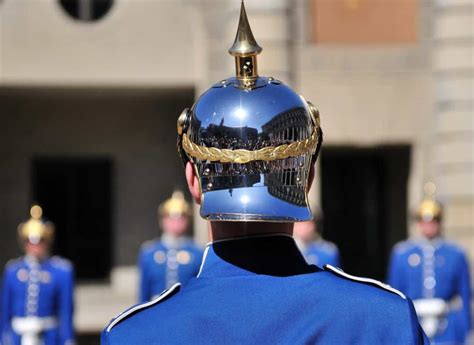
[432,0,474,261]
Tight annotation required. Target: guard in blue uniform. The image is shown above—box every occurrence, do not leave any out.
[102,3,428,344]
[138,191,203,302]
[294,217,340,267]
[388,182,471,344]
[1,206,75,345]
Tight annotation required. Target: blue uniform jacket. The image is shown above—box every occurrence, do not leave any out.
[302,240,340,268]
[1,256,74,345]
[138,236,203,303]
[388,237,471,344]
[104,235,428,344]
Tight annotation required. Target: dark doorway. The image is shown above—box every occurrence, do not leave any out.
[77,332,100,345]
[320,146,410,281]
[32,158,112,281]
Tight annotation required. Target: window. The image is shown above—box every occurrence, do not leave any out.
[58,0,114,22]
[311,0,417,44]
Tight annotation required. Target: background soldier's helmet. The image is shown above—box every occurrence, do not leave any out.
[18,205,55,244]
[416,182,442,222]
[159,190,191,218]
[177,2,322,222]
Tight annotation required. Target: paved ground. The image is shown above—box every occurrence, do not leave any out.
[75,283,135,333]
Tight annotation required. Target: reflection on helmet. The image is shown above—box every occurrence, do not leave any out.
[159,190,191,218]
[18,205,55,245]
[417,182,442,222]
[177,1,323,222]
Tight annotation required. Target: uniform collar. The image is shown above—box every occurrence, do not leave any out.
[197,234,319,279]
[414,236,445,249]
[294,237,308,253]
[24,255,48,267]
[161,233,190,249]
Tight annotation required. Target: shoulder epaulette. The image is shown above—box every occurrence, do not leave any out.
[51,256,73,270]
[140,239,158,251]
[441,240,463,253]
[393,240,413,254]
[324,265,406,299]
[5,257,22,269]
[106,283,181,332]
[320,240,338,253]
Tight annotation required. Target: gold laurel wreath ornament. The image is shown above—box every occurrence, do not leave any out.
[178,103,321,164]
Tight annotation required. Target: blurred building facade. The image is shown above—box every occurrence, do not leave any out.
[0,0,472,335]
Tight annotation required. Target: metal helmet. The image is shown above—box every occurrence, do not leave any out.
[159,190,191,218]
[177,1,322,222]
[416,182,442,222]
[18,205,55,245]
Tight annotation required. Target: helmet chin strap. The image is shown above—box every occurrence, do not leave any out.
[177,108,191,167]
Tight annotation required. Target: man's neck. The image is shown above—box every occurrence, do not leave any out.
[25,254,47,264]
[207,233,319,277]
[208,221,293,243]
[419,234,443,243]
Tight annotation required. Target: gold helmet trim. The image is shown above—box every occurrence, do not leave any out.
[179,98,321,165]
[159,190,191,218]
[18,205,55,244]
[181,129,319,164]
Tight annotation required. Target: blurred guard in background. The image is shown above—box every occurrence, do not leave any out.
[388,182,471,344]
[293,211,340,267]
[138,191,203,302]
[1,206,75,345]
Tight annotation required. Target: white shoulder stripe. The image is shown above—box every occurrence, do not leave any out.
[324,265,406,299]
[106,283,181,332]
[196,246,210,278]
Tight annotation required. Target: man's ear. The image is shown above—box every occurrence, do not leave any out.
[307,163,315,193]
[185,162,201,205]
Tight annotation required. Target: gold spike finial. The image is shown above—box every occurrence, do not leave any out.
[229,1,262,83]
[229,1,262,57]
[423,181,436,199]
[171,190,185,201]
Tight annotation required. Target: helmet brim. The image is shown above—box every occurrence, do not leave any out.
[200,185,312,222]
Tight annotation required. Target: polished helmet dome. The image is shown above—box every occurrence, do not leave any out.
[18,205,55,244]
[177,1,322,222]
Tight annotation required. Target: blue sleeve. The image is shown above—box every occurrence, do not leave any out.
[100,328,110,345]
[138,250,151,303]
[387,249,405,291]
[1,267,13,344]
[457,252,471,341]
[58,267,75,345]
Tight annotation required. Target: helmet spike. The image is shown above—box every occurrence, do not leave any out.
[228,0,262,84]
[423,181,437,199]
[171,189,185,201]
[229,1,262,57]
